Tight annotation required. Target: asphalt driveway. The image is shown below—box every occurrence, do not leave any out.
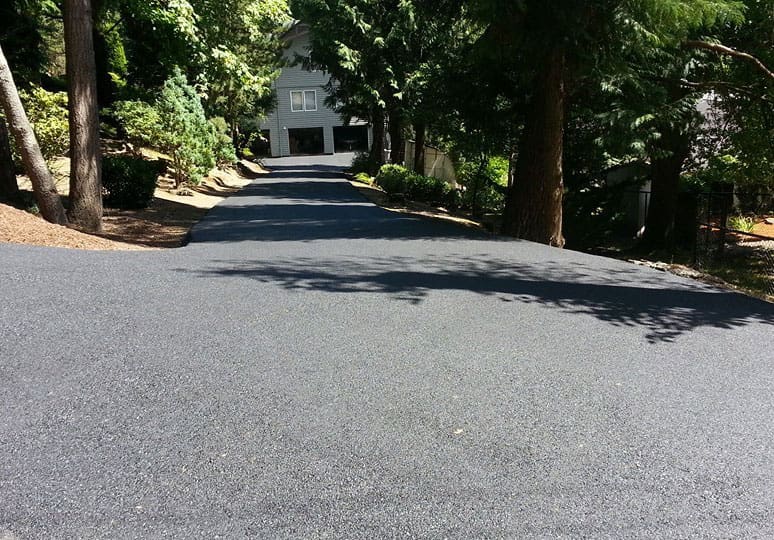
[2,154,773,538]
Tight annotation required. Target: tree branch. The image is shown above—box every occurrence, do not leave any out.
[684,40,774,80]
[675,78,772,104]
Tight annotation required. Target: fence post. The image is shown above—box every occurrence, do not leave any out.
[716,192,729,264]
[692,193,701,266]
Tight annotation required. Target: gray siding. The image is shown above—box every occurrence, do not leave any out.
[260,26,368,157]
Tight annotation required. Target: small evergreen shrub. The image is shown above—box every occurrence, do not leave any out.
[102,155,162,209]
[155,68,216,185]
[112,90,237,183]
[445,188,463,210]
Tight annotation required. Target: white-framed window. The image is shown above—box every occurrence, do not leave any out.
[290,90,317,112]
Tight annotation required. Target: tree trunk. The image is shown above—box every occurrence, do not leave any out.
[0,44,67,223]
[388,109,405,165]
[641,127,692,248]
[64,0,103,231]
[413,122,426,175]
[0,114,20,203]
[502,46,565,247]
[369,106,386,173]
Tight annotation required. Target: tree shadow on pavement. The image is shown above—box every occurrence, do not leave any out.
[189,202,491,242]
[178,256,774,343]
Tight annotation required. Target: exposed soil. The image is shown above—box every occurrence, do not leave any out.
[2,160,264,251]
[751,217,774,239]
[0,203,143,251]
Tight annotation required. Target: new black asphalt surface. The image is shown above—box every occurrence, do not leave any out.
[2,154,773,538]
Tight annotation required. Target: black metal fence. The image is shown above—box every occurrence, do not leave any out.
[630,189,774,297]
[692,191,774,297]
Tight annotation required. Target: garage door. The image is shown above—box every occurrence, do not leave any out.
[288,127,324,155]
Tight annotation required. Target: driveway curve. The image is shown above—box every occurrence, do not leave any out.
[2,154,773,538]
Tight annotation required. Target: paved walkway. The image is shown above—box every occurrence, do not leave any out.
[2,155,773,538]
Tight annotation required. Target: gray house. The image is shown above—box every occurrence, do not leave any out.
[259,23,371,157]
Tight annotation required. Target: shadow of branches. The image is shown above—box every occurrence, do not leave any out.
[178,256,774,343]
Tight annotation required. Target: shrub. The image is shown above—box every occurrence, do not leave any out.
[209,117,237,167]
[110,100,163,151]
[445,188,463,210]
[353,172,373,185]
[375,164,452,204]
[456,156,508,213]
[375,164,411,194]
[406,173,451,203]
[102,155,162,209]
[17,86,69,162]
[727,214,756,233]
[155,68,216,185]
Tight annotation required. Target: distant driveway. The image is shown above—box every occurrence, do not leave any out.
[2,154,773,538]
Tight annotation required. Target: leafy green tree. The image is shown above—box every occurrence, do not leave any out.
[110,0,288,144]
[691,0,773,189]
[110,99,163,152]
[193,0,289,142]
[0,0,53,88]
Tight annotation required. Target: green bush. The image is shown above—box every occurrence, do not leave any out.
[208,117,237,167]
[727,214,756,232]
[113,69,220,185]
[406,173,451,203]
[17,86,69,162]
[456,156,508,213]
[353,172,373,185]
[102,155,162,209]
[375,164,452,204]
[112,90,236,182]
[444,188,463,210]
[376,164,411,194]
[110,100,163,150]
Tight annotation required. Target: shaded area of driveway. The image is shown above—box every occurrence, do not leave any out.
[180,255,773,343]
[2,154,774,538]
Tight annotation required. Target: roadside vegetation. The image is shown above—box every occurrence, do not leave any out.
[305,0,772,298]
[0,0,289,240]
[1,0,771,296]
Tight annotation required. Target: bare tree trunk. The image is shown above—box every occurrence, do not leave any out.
[0,114,20,203]
[413,122,426,176]
[502,46,565,247]
[641,126,692,248]
[369,106,386,173]
[388,109,405,165]
[0,45,67,223]
[64,0,103,231]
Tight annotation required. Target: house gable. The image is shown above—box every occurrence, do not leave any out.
[259,23,370,156]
